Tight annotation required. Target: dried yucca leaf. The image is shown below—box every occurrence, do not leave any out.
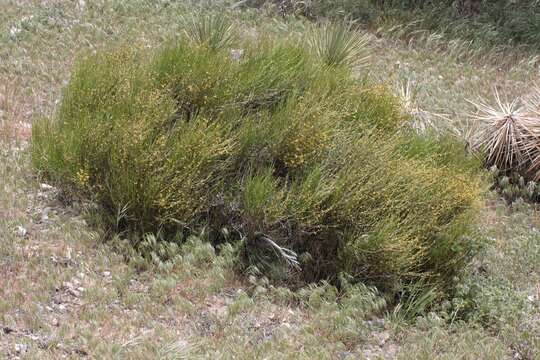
[469,89,540,172]
[524,84,540,116]
[521,85,540,179]
[397,79,460,137]
[397,79,432,134]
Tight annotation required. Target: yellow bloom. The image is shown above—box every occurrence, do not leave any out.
[75,168,90,187]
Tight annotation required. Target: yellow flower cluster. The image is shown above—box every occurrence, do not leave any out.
[75,168,90,187]
[282,106,331,168]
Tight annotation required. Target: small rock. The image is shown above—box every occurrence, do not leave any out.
[15,343,28,354]
[2,326,15,334]
[9,26,21,38]
[375,331,390,346]
[362,349,375,360]
[338,351,353,359]
[74,348,88,356]
[103,271,111,277]
[366,318,385,328]
[65,247,72,260]
[51,318,59,327]
[40,183,54,191]
[67,288,80,297]
[229,49,244,61]
[15,226,27,237]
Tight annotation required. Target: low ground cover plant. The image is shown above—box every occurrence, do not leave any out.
[31,32,484,299]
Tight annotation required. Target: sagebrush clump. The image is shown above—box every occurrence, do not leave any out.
[32,39,483,296]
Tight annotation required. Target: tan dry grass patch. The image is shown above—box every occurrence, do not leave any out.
[0,77,33,144]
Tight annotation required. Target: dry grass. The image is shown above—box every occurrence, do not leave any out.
[0,78,31,144]
[395,78,455,136]
[0,0,539,358]
[375,19,540,70]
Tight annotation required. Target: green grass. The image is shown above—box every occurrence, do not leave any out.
[0,0,539,358]
[377,1,540,49]
[255,0,540,55]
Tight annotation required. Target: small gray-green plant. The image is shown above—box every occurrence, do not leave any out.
[307,20,370,67]
[181,12,235,50]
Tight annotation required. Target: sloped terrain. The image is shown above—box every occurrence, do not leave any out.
[1,1,539,359]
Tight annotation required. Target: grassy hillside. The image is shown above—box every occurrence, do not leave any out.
[1,1,539,358]
[251,0,540,50]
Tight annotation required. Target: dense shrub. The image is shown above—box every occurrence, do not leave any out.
[32,39,483,296]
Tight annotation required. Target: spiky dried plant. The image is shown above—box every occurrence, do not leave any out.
[397,79,459,137]
[524,85,540,116]
[521,85,540,179]
[307,20,370,68]
[397,79,434,134]
[469,89,540,174]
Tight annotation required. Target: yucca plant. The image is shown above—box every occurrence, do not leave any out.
[521,85,540,179]
[469,87,540,199]
[307,20,370,68]
[470,89,540,173]
[181,13,235,50]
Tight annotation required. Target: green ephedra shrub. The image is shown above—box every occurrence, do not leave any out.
[32,39,484,296]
